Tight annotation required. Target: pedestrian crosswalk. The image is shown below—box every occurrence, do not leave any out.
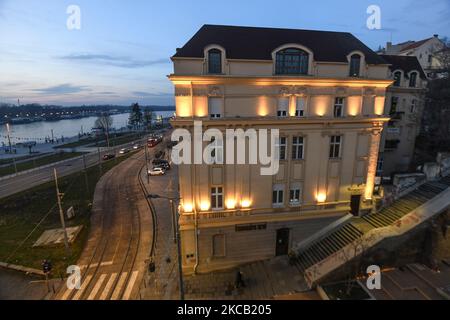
[59,271,139,300]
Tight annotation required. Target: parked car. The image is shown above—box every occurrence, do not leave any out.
[102,154,116,161]
[153,159,171,170]
[119,148,130,154]
[148,167,165,176]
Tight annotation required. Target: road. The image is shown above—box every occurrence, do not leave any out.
[0,139,147,199]
[54,143,163,300]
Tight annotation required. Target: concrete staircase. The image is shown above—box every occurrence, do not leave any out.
[295,174,450,287]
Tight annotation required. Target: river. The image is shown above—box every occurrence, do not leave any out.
[0,111,175,145]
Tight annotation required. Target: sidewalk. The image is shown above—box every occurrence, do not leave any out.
[137,165,310,300]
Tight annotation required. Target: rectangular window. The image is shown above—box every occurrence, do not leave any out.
[208,97,222,119]
[295,97,306,117]
[208,50,222,74]
[292,136,304,160]
[410,99,417,113]
[211,187,223,210]
[393,72,401,87]
[276,137,287,160]
[212,234,226,257]
[289,183,302,205]
[329,136,342,159]
[277,97,289,117]
[209,137,223,163]
[390,97,398,114]
[409,73,417,88]
[334,97,344,118]
[272,184,284,206]
[349,55,361,77]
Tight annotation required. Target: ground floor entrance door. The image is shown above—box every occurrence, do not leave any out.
[350,195,362,216]
[276,228,290,256]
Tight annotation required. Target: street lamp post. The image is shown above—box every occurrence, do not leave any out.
[148,194,185,300]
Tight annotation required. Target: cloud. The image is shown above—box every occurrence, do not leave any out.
[32,84,89,95]
[132,91,173,97]
[59,53,170,69]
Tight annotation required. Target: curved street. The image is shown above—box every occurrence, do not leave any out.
[55,149,154,300]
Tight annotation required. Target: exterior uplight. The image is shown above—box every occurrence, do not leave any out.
[200,201,210,212]
[183,203,193,213]
[241,199,252,208]
[316,193,327,203]
[226,199,236,209]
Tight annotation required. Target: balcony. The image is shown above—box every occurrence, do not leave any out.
[389,111,405,121]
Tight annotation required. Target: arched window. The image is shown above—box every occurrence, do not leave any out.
[393,71,402,87]
[409,72,417,87]
[349,54,361,77]
[275,48,309,75]
[208,49,222,74]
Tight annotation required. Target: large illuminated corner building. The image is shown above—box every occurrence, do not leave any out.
[169,25,392,274]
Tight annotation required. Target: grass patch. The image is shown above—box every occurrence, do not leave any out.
[0,152,85,177]
[0,151,139,276]
[96,133,145,148]
[55,132,139,149]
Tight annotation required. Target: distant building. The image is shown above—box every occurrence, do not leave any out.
[384,35,446,79]
[378,55,427,176]
[170,25,392,274]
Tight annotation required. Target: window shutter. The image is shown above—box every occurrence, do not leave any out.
[209,98,222,116]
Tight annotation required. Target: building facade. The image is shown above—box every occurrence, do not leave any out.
[384,35,446,79]
[170,25,392,274]
[377,55,427,176]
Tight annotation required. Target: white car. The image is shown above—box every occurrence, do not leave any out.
[148,167,165,176]
[133,144,142,150]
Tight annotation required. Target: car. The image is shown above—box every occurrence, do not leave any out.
[152,159,171,170]
[148,139,160,148]
[119,148,130,154]
[148,167,165,176]
[133,144,142,150]
[152,159,169,166]
[102,154,116,161]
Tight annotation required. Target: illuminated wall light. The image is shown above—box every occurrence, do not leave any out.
[374,96,386,116]
[176,96,192,117]
[289,95,297,117]
[258,96,269,116]
[200,201,210,212]
[313,96,328,117]
[316,193,327,203]
[183,203,193,213]
[347,96,361,116]
[194,96,208,117]
[241,199,252,208]
[226,199,236,210]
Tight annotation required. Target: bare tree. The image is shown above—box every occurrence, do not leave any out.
[95,113,113,148]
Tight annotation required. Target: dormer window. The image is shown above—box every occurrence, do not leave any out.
[349,54,361,77]
[409,72,417,88]
[208,49,222,74]
[275,48,309,75]
[393,71,402,87]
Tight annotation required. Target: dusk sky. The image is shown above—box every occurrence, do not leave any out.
[0,0,449,106]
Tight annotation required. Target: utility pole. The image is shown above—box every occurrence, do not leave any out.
[6,123,17,174]
[175,203,185,300]
[144,143,150,184]
[82,154,89,193]
[51,129,54,144]
[169,200,176,243]
[97,147,102,174]
[54,168,70,255]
